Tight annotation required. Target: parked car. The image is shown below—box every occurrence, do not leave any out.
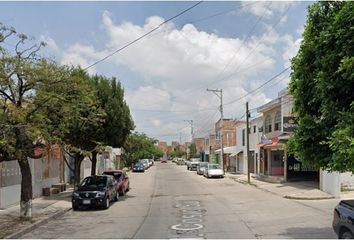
[204,164,224,178]
[187,158,199,171]
[132,163,145,172]
[149,159,154,166]
[103,170,130,196]
[161,159,167,163]
[197,162,208,175]
[72,175,118,210]
[139,159,150,169]
[333,200,354,238]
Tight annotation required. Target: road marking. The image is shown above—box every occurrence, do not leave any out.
[170,200,205,238]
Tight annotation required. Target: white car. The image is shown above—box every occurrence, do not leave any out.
[139,159,150,169]
[204,164,224,178]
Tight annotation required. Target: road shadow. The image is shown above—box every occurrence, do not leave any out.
[117,194,136,202]
[279,226,336,239]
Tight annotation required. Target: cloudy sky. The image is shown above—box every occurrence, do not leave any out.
[0,1,311,143]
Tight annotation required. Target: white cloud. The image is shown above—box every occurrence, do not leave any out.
[50,10,301,142]
[242,1,297,19]
[60,43,105,74]
[40,35,59,52]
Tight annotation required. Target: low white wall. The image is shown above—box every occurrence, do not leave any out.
[320,170,340,197]
[340,172,354,191]
[0,184,21,209]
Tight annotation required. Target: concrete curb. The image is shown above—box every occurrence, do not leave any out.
[227,175,335,201]
[284,195,335,200]
[5,207,72,239]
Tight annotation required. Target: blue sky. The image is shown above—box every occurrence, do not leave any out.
[0,1,313,143]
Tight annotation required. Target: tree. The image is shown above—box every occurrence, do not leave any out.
[58,69,106,184]
[0,23,74,219]
[188,143,198,158]
[170,148,185,158]
[89,75,134,175]
[123,132,162,167]
[288,2,354,171]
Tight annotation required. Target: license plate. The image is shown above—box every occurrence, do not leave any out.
[83,199,91,204]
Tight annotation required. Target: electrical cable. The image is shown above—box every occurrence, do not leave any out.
[83,1,203,71]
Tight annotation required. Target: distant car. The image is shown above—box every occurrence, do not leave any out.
[103,170,130,196]
[204,164,224,178]
[333,200,354,238]
[139,159,150,169]
[132,163,145,172]
[72,175,118,210]
[197,162,208,175]
[161,159,167,163]
[187,159,199,171]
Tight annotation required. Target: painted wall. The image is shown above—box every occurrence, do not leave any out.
[320,170,341,197]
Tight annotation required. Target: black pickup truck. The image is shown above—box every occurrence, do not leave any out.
[333,200,354,238]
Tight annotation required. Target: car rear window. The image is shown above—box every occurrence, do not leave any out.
[103,172,122,180]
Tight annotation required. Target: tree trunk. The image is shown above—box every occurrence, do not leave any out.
[18,157,33,220]
[91,150,97,176]
[74,154,84,187]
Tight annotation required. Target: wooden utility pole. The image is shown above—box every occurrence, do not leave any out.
[246,102,251,184]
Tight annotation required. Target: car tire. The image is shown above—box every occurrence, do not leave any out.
[341,230,354,239]
[104,197,110,209]
[72,203,79,211]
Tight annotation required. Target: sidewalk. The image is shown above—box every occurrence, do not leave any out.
[226,173,335,200]
[0,189,72,239]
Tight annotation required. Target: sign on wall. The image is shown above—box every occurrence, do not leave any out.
[283,117,298,132]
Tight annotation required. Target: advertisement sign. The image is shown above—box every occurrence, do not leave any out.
[283,116,298,132]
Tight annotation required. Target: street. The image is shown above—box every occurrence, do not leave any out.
[22,162,338,239]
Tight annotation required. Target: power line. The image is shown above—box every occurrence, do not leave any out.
[224,66,291,106]
[83,1,203,71]
[168,3,269,102]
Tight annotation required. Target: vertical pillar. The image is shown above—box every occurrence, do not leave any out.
[283,149,287,182]
[267,149,271,175]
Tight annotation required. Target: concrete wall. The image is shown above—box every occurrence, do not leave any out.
[320,170,341,198]
[0,185,21,209]
[0,152,64,209]
[340,172,354,191]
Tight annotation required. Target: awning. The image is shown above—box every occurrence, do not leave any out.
[215,146,243,155]
[230,150,243,157]
[257,137,281,148]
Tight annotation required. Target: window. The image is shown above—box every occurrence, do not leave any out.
[242,129,245,146]
[265,115,272,133]
[274,111,281,131]
[253,125,256,133]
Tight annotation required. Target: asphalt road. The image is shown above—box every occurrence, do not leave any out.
[22,161,338,239]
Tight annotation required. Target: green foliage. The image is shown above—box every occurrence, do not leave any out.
[188,143,198,158]
[123,132,163,166]
[289,2,354,171]
[90,75,134,149]
[170,148,185,158]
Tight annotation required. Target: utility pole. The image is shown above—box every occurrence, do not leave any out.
[184,120,194,142]
[246,102,251,184]
[207,88,224,171]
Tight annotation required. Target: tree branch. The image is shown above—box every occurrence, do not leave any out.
[0,89,15,103]
[62,152,74,172]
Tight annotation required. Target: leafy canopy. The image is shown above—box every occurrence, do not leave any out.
[289,2,354,172]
